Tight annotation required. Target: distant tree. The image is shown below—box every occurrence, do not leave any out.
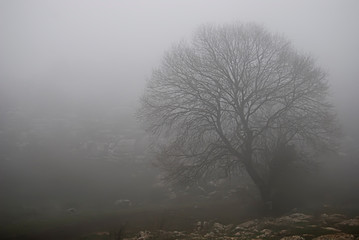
[138,23,338,210]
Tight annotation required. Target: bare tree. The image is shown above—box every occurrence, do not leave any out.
[138,23,338,207]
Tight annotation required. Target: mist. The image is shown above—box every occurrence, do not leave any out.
[1,1,359,239]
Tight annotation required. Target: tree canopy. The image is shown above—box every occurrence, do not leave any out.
[138,23,338,206]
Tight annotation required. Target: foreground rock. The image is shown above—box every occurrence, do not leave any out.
[312,233,355,240]
[122,212,359,240]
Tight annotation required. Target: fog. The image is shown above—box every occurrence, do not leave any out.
[1,1,359,118]
[1,1,359,239]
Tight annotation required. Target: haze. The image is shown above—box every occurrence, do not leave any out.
[1,1,359,239]
[1,1,359,112]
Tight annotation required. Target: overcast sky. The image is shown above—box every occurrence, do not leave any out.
[1,0,358,123]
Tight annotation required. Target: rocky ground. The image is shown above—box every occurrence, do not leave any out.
[90,212,359,240]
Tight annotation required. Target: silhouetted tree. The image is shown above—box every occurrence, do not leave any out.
[138,23,338,209]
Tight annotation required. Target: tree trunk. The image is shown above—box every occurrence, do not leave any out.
[243,160,273,212]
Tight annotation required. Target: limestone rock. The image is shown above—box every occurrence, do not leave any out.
[280,236,305,240]
[312,233,355,240]
[237,219,258,229]
[337,218,359,227]
[321,213,347,225]
[258,228,272,238]
[277,213,313,224]
[213,222,226,233]
[322,227,342,232]
[137,230,151,240]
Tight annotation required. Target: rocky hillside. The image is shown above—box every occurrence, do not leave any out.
[88,212,359,240]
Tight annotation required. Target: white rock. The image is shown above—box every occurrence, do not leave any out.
[312,233,355,240]
[280,236,305,240]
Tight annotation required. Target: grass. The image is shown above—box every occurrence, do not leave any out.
[0,199,254,240]
[2,200,359,240]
